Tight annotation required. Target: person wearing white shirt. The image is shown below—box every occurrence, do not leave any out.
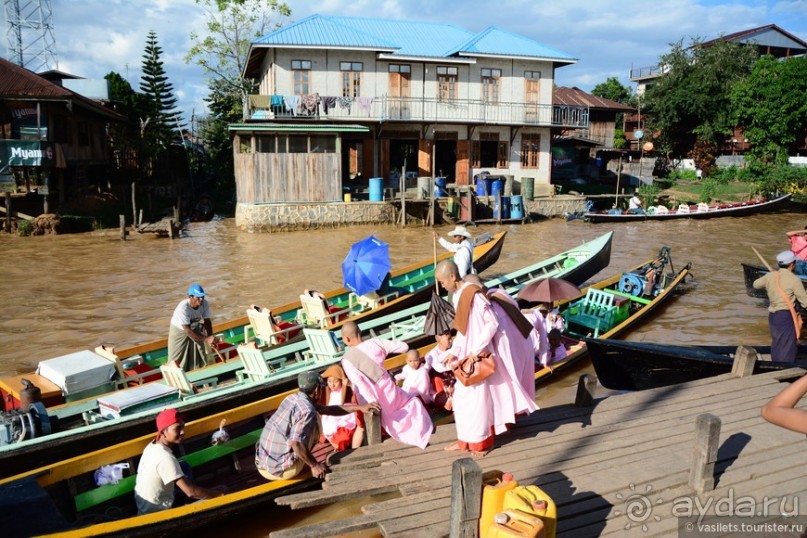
[434,226,475,278]
[168,284,215,371]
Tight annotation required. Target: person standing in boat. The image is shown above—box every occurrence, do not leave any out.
[168,284,215,371]
[786,228,807,276]
[753,251,807,362]
[339,321,433,449]
[134,409,224,515]
[255,371,379,481]
[434,226,475,278]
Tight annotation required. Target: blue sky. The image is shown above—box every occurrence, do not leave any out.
[2,0,806,119]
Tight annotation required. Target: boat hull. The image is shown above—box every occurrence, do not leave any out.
[742,262,807,299]
[583,194,791,223]
[587,339,807,391]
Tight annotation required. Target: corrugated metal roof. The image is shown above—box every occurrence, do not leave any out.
[452,26,576,61]
[254,14,398,49]
[0,57,124,120]
[554,86,634,111]
[252,14,573,61]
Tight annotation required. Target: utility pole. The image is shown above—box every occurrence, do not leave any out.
[5,0,58,71]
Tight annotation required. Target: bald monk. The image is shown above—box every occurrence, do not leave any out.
[339,321,432,449]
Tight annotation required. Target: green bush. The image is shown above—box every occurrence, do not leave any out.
[17,219,33,236]
[707,165,738,184]
[700,179,718,202]
[666,169,698,181]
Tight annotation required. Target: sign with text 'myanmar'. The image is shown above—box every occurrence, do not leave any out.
[0,140,62,175]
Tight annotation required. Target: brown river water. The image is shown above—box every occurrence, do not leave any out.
[0,212,801,535]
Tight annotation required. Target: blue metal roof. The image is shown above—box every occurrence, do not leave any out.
[253,14,575,62]
[451,26,577,61]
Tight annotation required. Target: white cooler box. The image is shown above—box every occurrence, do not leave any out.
[97,383,180,419]
[36,350,117,398]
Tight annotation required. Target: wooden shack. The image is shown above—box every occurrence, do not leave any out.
[230,124,369,203]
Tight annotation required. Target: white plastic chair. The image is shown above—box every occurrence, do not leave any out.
[302,328,345,363]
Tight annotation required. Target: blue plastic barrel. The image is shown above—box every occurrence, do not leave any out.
[369,177,383,201]
[491,178,504,197]
[476,176,492,196]
[510,195,524,219]
[494,196,511,219]
[433,177,448,198]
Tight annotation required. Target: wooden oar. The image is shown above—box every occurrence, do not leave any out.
[752,247,802,340]
[433,233,438,293]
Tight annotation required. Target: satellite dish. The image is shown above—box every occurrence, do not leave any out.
[634,130,644,139]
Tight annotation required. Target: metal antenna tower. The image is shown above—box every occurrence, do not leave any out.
[4,0,58,71]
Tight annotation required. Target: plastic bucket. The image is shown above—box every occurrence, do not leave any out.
[510,195,524,219]
[343,193,352,202]
[447,197,458,217]
[434,177,448,198]
[491,178,504,197]
[477,176,493,196]
[417,177,430,200]
[522,177,535,201]
[369,177,383,201]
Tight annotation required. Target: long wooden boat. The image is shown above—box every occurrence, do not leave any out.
[0,231,506,416]
[741,261,807,299]
[586,338,807,391]
[0,232,611,477]
[529,246,692,387]
[582,193,791,223]
[0,248,687,538]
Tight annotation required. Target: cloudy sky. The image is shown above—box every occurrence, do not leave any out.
[3,0,806,119]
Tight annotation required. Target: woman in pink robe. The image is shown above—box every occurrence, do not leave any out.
[339,323,432,450]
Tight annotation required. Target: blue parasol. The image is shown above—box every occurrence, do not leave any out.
[341,235,392,296]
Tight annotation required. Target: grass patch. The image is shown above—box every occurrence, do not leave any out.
[660,181,754,203]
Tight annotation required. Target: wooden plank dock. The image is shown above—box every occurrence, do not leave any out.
[272,367,807,537]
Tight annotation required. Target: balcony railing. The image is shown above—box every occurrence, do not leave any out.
[247,94,589,129]
[629,64,666,80]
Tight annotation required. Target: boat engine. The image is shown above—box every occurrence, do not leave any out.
[618,273,646,296]
[0,402,54,446]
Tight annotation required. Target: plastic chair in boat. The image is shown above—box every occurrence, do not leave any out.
[236,344,286,382]
[298,294,352,328]
[159,362,218,396]
[94,345,162,387]
[302,328,344,362]
[245,308,301,346]
[348,290,399,310]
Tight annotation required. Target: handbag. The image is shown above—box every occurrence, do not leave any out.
[453,351,496,386]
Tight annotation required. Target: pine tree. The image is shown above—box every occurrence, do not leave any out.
[139,30,181,150]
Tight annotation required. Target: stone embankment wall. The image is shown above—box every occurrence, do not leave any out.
[236,202,394,233]
[236,196,586,232]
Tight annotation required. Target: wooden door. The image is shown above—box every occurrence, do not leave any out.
[388,70,411,119]
[418,139,433,177]
[455,140,470,185]
[525,78,540,122]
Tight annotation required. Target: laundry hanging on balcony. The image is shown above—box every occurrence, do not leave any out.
[283,95,301,116]
[337,96,353,113]
[321,96,338,114]
[355,96,374,115]
[302,93,320,116]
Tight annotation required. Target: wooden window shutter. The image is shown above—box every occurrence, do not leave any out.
[497,141,509,168]
[471,141,481,168]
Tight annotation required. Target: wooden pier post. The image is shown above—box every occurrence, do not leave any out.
[4,192,10,233]
[575,374,598,407]
[168,219,176,239]
[365,410,382,446]
[731,346,758,378]
[449,458,482,538]
[689,413,721,493]
[119,215,126,240]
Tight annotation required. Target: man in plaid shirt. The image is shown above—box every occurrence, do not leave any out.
[255,371,379,480]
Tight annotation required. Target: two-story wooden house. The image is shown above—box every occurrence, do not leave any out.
[233,14,587,211]
[0,58,123,212]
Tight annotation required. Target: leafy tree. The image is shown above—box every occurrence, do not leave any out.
[185,0,291,119]
[643,38,758,162]
[731,55,807,170]
[140,30,182,151]
[592,77,635,106]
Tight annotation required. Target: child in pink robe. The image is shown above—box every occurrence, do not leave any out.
[395,349,433,404]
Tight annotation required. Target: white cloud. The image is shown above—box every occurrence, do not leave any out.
[2,0,802,120]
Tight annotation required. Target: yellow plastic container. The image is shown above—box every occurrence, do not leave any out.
[502,485,557,538]
[343,193,352,202]
[480,473,519,538]
[488,510,545,538]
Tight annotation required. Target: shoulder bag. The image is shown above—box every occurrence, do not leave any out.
[453,351,496,386]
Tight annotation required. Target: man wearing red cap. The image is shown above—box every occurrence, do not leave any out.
[134,408,223,515]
